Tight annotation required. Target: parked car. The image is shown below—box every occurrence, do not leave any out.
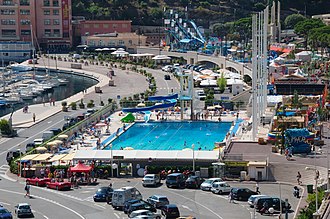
[127,202,156,215]
[161,204,180,219]
[146,195,169,208]
[26,177,51,187]
[25,143,35,151]
[0,207,12,219]
[129,210,161,219]
[211,182,231,194]
[112,187,142,209]
[93,187,113,202]
[248,195,270,207]
[255,197,291,212]
[166,173,186,188]
[142,174,160,187]
[124,200,142,214]
[14,203,33,218]
[49,128,62,136]
[185,176,204,189]
[33,138,44,146]
[46,181,71,190]
[200,178,222,191]
[231,188,258,201]
[6,150,22,164]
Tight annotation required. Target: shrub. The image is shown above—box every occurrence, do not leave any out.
[87,100,95,108]
[70,102,77,110]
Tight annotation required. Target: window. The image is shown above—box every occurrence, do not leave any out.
[112,24,117,28]
[53,9,59,15]
[94,24,99,28]
[53,0,59,7]
[63,32,69,38]
[20,0,30,6]
[44,10,50,15]
[3,1,14,6]
[53,19,60,25]
[1,9,15,15]
[20,19,31,25]
[122,24,128,28]
[21,30,31,35]
[44,19,51,25]
[43,0,50,6]
[1,19,16,25]
[103,24,109,28]
[2,29,16,36]
[128,40,132,45]
[3,53,9,56]
[54,29,60,36]
[44,29,51,36]
[20,9,30,15]
[118,40,125,46]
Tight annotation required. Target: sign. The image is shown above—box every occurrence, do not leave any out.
[62,0,70,36]
[113,156,124,160]
[224,161,248,167]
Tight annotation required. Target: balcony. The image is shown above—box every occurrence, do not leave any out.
[0,34,19,40]
[43,34,61,38]
[0,3,18,8]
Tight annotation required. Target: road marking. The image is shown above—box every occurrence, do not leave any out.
[0,111,78,156]
[165,189,224,219]
[0,201,10,206]
[94,203,106,209]
[0,165,16,182]
[114,212,120,219]
[43,215,50,219]
[47,121,52,124]
[80,191,91,194]
[181,205,193,211]
[0,188,85,219]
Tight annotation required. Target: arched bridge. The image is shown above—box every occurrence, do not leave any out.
[137,48,252,79]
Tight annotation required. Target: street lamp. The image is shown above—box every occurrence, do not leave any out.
[192,144,195,172]
[305,166,321,216]
[110,144,113,177]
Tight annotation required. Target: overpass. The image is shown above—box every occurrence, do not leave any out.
[137,47,252,79]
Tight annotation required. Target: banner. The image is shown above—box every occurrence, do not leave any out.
[62,0,70,36]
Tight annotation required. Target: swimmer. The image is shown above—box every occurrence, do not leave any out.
[155,136,159,139]
[184,141,187,146]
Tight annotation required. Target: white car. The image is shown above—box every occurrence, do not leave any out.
[162,65,173,72]
[211,182,231,194]
[142,174,160,187]
[15,203,33,218]
[200,178,222,191]
[129,209,161,219]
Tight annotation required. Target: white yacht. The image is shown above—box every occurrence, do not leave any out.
[9,63,32,72]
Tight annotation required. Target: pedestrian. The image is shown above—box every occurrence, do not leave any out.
[255,181,260,194]
[24,181,31,198]
[228,190,234,203]
[52,98,55,106]
[32,113,36,123]
[297,171,302,185]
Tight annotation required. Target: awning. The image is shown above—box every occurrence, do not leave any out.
[61,153,76,161]
[49,154,67,162]
[69,162,92,173]
[20,154,39,161]
[31,153,53,161]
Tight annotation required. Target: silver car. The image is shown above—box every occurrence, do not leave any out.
[200,178,222,191]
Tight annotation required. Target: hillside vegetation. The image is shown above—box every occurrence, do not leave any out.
[72,0,330,27]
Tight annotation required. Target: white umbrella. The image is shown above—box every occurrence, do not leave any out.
[102,48,110,51]
[110,48,117,51]
[95,123,107,128]
[152,55,171,60]
[200,69,214,75]
[137,103,146,107]
[95,48,102,51]
[58,134,68,139]
[117,48,125,51]
[111,50,129,55]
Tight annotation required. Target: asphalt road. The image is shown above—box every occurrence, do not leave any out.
[0,176,299,219]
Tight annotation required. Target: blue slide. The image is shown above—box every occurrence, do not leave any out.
[122,94,178,113]
[188,20,206,44]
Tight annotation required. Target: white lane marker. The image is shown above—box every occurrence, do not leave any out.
[80,191,91,194]
[0,111,78,156]
[181,205,193,211]
[0,188,85,219]
[165,190,224,219]
[43,215,50,219]
[0,165,16,182]
[47,121,52,124]
[114,212,120,219]
[94,203,106,209]
[0,202,10,206]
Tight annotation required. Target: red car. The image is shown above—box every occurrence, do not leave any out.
[46,181,72,190]
[26,178,51,187]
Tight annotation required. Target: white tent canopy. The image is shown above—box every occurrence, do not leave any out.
[152,55,171,60]
[200,79,217,86]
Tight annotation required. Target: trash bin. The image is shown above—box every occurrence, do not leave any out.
[307,184,314,194]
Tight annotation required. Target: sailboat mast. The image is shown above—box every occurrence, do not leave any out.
[30,24,35,79]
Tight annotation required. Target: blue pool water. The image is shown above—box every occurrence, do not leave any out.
[104,122,232,151]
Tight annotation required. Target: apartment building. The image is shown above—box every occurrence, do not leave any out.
[312,14,330,26]
[0,0,72,52]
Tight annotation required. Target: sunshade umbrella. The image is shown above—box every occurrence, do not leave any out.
[35,146,47,152]
[47,141,58,146]
[52,140,63,144]
[58,134,68,139]
[95,48,103,51]
[137,103,146,107]
[95,123,107,128]
[102,48,110,51]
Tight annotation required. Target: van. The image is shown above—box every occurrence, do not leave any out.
[142,174,160,187]
[42,131,54,141]
[112,187,142,209]
[166,173,186,188]
[255,197,291,212]
[195,90,206,100]
[33,138,44,146]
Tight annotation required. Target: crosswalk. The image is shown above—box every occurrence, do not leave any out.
[0,165,15,182]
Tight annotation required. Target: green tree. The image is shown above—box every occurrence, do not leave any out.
[284,14,306,29]
[294,18,325,49]
[217,73,227,93]
[0,119,11,135]
[291,90,302,109]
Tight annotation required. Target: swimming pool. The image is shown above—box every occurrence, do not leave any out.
[104,121,232,151]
